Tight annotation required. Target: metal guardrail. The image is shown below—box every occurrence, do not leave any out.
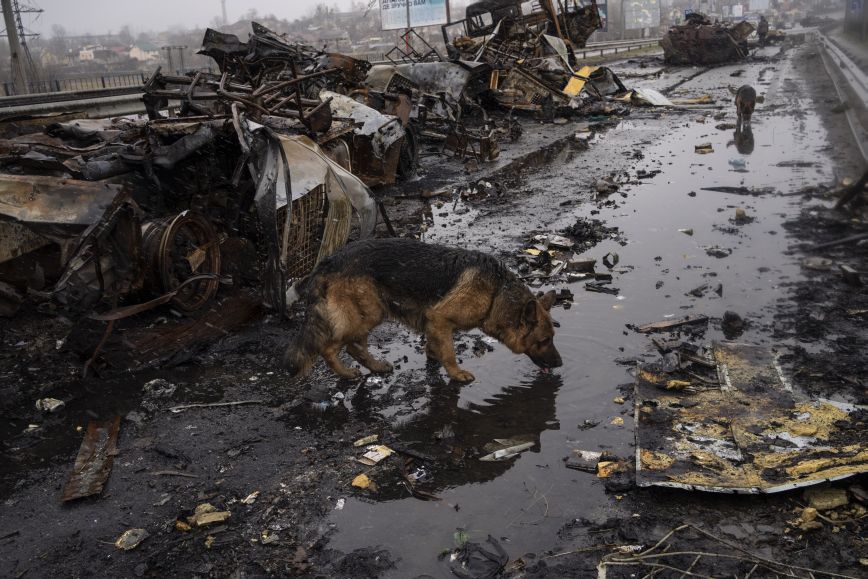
[0,38,663,118]
[576,37,661,59]
[817,31,868,163]
[2,72,148,97]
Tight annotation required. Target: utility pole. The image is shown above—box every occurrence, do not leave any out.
[2,0,29,93]
[162,45,175,74]
[161,45,188,74]
[177,46,186,73]
[221,0,227,26]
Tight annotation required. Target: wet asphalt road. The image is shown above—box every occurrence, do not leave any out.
[324,42,863,576]
[0,38,864,578]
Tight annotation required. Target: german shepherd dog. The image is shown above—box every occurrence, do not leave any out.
[282,238,563,382]
[734,84,760,126]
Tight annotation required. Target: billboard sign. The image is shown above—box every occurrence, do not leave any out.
[597,0,609,32]
[380,0,449,31]
[624,0,661,30]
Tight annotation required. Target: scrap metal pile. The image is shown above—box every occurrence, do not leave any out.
[0,23,414,322]
[438,0,627,117]
[0,7,716,327]
[660,13,756,65]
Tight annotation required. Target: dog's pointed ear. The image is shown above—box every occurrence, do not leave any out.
[539,290,556,311]
[523,299,538,325]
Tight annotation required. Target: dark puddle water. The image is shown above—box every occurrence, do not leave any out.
[324,47,840,577]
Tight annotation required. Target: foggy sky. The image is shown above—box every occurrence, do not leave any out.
[22,0,360,37]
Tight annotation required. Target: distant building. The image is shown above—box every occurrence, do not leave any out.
[78,44,118,62]
[78,45,98,61]
[129,42,160,61]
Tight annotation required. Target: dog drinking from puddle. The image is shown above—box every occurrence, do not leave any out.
[283,238,563,382]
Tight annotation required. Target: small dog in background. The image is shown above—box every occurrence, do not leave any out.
[282,238,563,383]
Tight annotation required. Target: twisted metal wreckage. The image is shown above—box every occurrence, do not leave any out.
[0,4,623,326]
[1,0,719,332]
[0,23,401,325]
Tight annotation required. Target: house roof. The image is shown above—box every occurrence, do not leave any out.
[133,42,159,52]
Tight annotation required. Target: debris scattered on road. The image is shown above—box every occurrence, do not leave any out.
[634,315,710,334]
[353,434,379,447]
[803,487,849,511]
[585,282,619,295]
[168,400,263,413]
[597,523,841,578]
[352,473,378,492]
[61,416,121,502]
[241,491,260,505]
[695,143,714,154]
[479,437,535,462]
[566,450,604,472]
[721,311,745,339]
[114,528,149,551]
[358,445,395,466]
[601,252,619,269]
[35,397,64,413]
[597,459,627,478]
[447,534,508,579]
[705,246,732,258]
[802,256,835,271]
[635,343,868,493]
[187,503,231,527]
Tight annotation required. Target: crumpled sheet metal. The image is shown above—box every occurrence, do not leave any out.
[61,416,121,502]
[320,90,404,159]
[0,174,127,244]
[564,66,628,98]
[274,133,376,238]
[250,129,375,310]
[635,343,867,493]
[368,61,489,106]
[319,91,405,187]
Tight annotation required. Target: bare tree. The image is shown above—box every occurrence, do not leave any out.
[118,25,134,46]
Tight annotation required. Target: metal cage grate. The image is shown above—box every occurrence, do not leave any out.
[280,185,329,279]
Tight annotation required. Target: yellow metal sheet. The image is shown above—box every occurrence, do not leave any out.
[635,343,867,493]
[563,66,597,97]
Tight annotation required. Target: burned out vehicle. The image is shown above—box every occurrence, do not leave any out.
[660,13,756,65]
[442,0,603,65]
[0,23,403,325]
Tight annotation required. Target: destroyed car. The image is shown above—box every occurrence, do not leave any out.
[660,13,755,65]
[442,0,603,64]
[0,23,386,322]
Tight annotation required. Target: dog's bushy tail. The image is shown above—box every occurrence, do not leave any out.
[282,277,333,378]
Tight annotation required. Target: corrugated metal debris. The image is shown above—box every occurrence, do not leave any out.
[635,343,867,493]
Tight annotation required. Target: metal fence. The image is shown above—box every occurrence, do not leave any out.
[2,72,148,97]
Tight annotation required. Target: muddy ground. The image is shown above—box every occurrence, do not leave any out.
[1,36,866,578]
